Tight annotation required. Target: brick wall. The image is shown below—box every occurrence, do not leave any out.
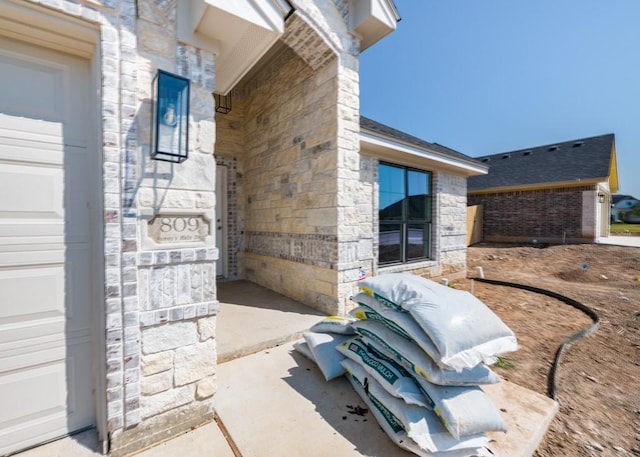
[468,185,597,243]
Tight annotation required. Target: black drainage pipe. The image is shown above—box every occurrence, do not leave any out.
[475,278,600,400]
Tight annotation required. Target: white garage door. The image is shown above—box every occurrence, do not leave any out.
[0,37,95,454]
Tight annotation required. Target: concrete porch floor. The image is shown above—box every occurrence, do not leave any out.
[216,279,327,363]
[14,281,558,457]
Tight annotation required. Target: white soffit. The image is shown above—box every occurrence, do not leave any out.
[360,132,488,177]
[350,0,399,51]
[178,0,291,95]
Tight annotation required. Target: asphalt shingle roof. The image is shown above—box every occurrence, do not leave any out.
[360,116,484,168]
[467,134,615,192]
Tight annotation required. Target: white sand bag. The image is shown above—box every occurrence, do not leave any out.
[342,359,491,455]
[413,376,507,440]
[303,332,351,381]
[292,340,315,361]
[309,315,357,335]
[359,274,518,371]
[351,293,443,366]
[337,337,431,408]
[352,320,499,386]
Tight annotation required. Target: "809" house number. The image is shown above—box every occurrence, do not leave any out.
[148,214,209,244]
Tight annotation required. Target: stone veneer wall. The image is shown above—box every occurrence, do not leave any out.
[213,0,365,315]
[19,0,219,455]
[468,185,597,243]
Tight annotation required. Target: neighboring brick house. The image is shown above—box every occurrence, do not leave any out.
[468,134,619,244]
[0,0,485,455]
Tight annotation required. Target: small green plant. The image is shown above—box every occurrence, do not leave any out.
[494,356,515,370]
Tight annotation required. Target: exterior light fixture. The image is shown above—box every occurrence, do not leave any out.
[213,92,232,114]
[598,193,606,203]
[151,70,190,163]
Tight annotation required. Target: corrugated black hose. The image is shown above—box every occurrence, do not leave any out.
[475,278,600,400]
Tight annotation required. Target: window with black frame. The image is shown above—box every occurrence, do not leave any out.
[378,163,432,265]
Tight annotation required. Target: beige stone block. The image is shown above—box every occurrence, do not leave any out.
[138,20,175,57]
[141,351,174,376]
[195,191,215,209]
[195,376,217,400]
[313,279,334,297]
[315,266,337,284]
[196,120,215,154]
[162,189,197,209]
[174,339,216,386]
[141,384,194,419]
[197,316,216,341]
[142,322,198,354]
[141,370,173,395]
[137,58,154,100]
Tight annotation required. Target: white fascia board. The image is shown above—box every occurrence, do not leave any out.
[360,131,488,177]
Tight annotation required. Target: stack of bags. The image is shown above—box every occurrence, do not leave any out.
[296,273,519,457]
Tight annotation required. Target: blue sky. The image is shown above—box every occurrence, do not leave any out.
[359,0,640,198]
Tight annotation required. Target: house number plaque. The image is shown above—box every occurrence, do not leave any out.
[147,215,209,244]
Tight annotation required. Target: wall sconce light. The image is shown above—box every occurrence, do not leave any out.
[598,193,606,203]
[213,92,232,114]
[151,70,190,163]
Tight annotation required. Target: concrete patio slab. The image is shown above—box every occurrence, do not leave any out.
[215,341,559,457]
[598,235,640,247]
[11,421,236,457]
[217,280,326,363]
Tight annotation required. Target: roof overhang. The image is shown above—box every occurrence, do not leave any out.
[177,0,293,95]
[349,0,400,51]
[468,178,610,195]
[360,131,488,177]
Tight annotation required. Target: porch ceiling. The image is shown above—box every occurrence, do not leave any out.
[177,0,293,95]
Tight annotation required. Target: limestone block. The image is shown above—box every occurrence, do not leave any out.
[161,267,177,307]
[141,384,194,419]
[195,191,215,209]
[142,322,198,354]
[141,370,173,395]
[202,263,216,300]
[196,120,215,155]
[195,375,217,400]
[177,264,191,306]
[140,351,173,376]
[138,20,175,58]
[160,189,196,209]
[173,339,216,386]
[173,153,215,191]
[197,316,216,341]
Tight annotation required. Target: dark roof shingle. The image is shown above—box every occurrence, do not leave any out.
[467,134,615,192]
[360,116,483,167]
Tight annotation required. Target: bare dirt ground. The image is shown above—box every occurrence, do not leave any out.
[455,243,640,457]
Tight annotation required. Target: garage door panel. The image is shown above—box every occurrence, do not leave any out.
[0,51,64,123]
[0,264,64,321]
[64,146,90,243]
[65,247,91,328]
[0,249,64,268]
[0,162,63,217]
[0,360,67,426]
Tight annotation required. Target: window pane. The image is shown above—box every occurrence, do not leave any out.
[407,170,430,220]
[379,164,405,220]
[407,223,430,260]
[407,170,429,196]
[379,223,403,264]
